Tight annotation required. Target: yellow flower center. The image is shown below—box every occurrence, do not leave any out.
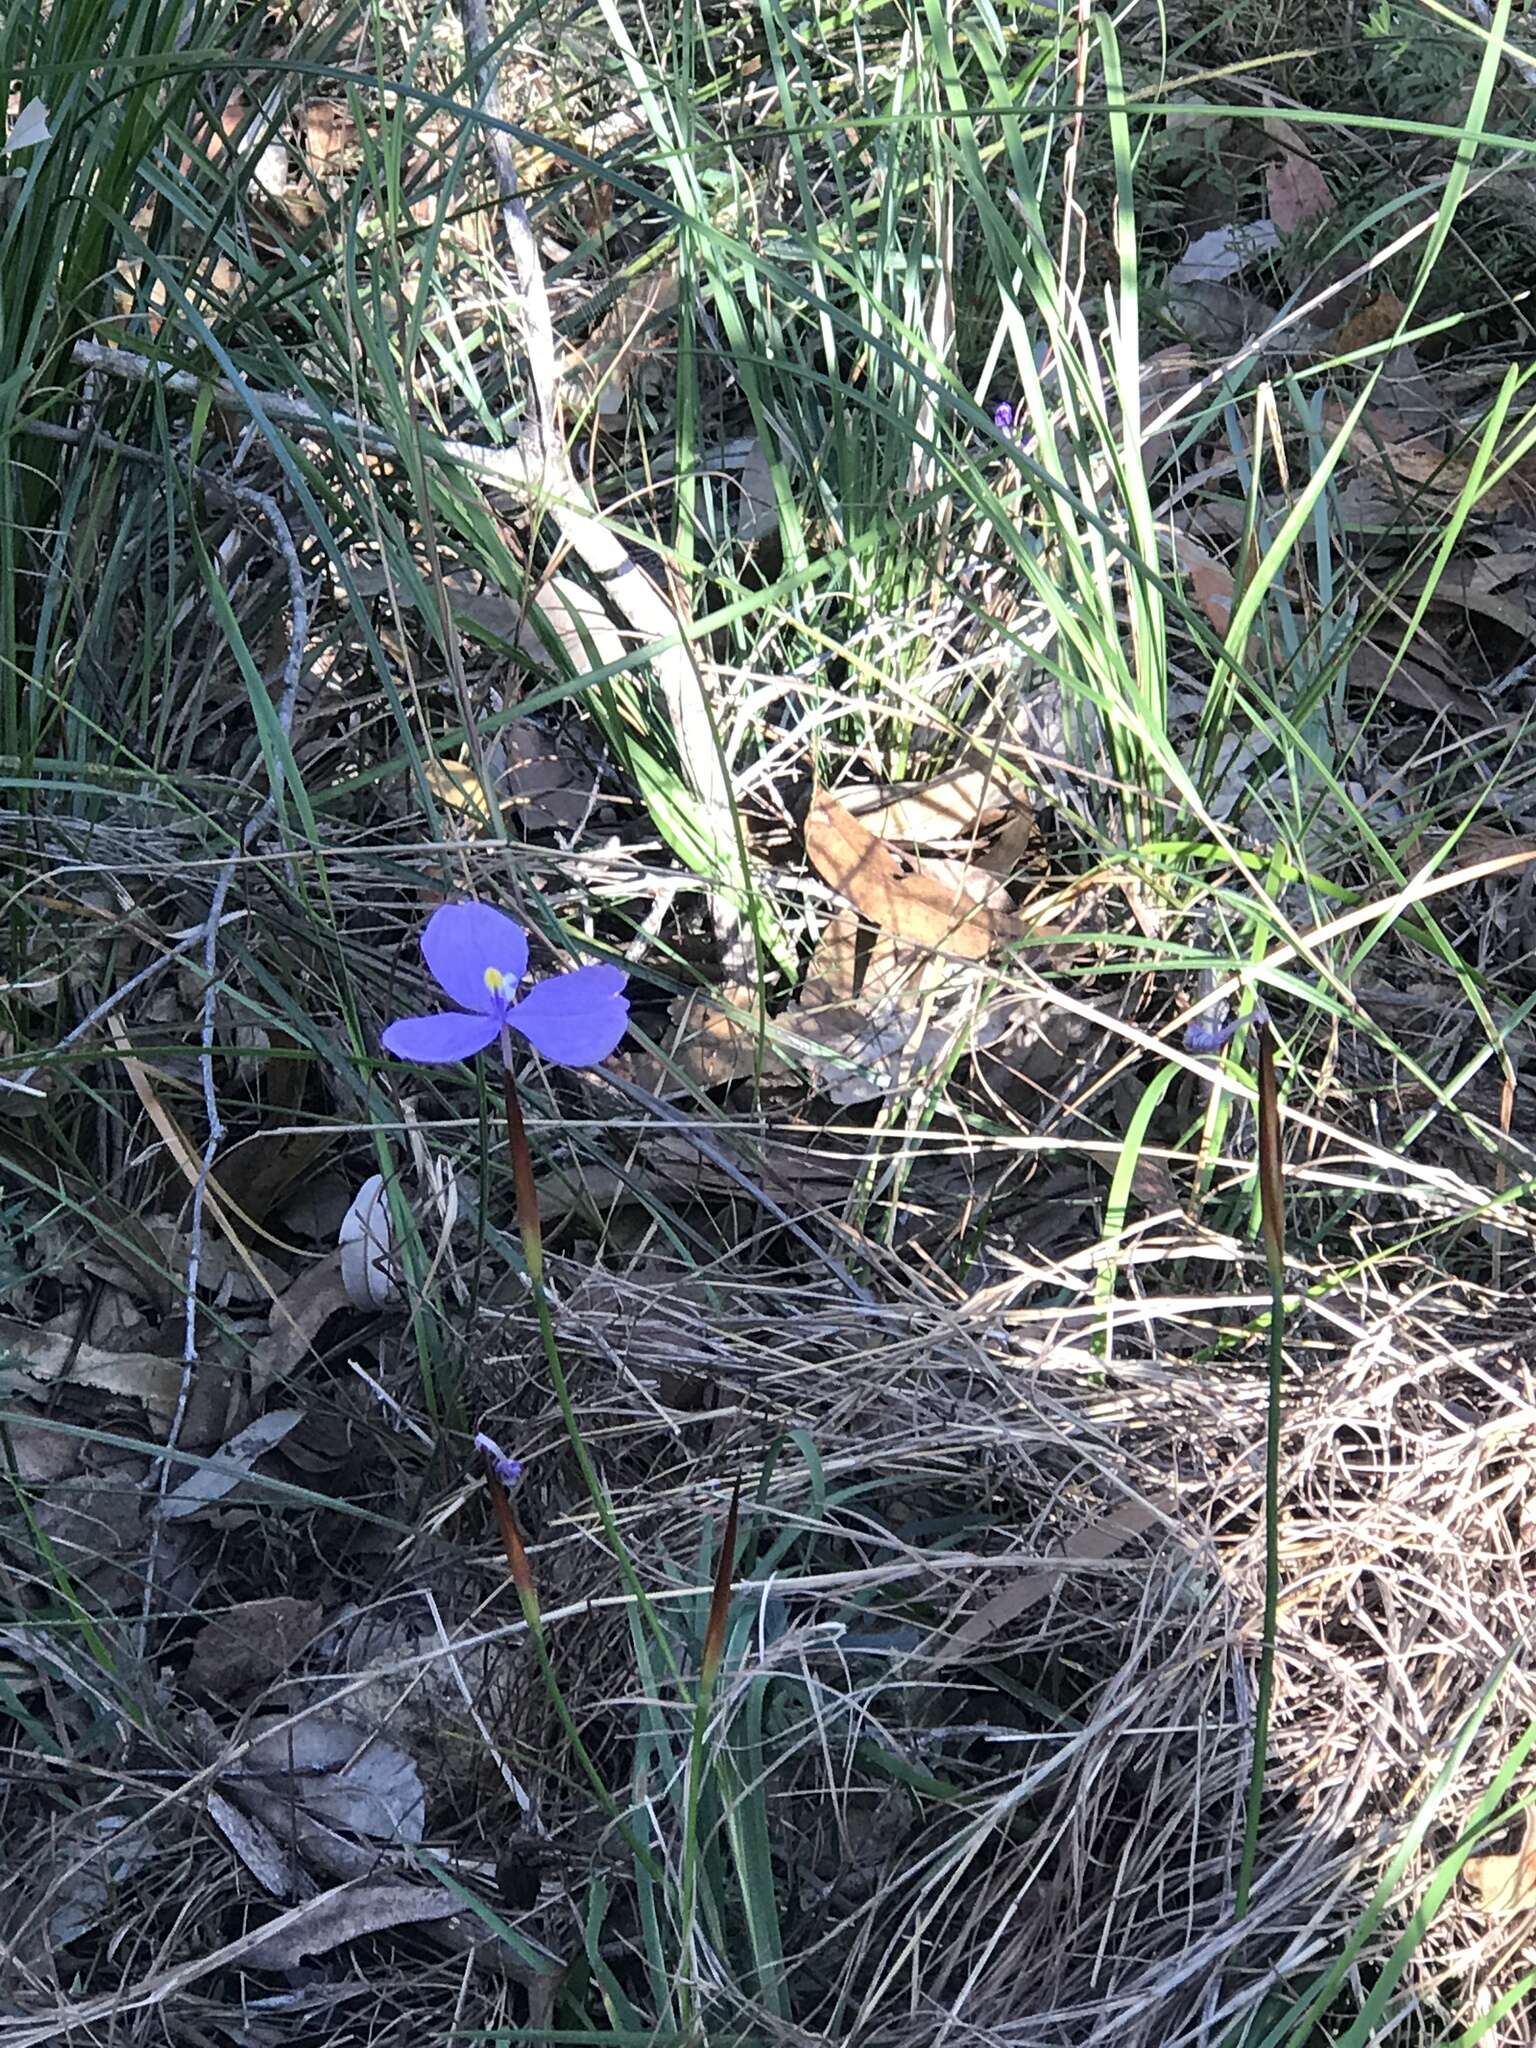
[483,966,506,995]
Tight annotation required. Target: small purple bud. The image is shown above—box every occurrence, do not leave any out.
[993,401,1015,434]
[475,1432,524,1490]
[1184,1007,1240,1054]
[1184,1001,1268,1054]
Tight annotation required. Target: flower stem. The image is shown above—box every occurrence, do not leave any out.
[497,1030,678,1677]
[1236,1021,1286,1919]
[481,1450,663,1880]
[499,1032,545,1279]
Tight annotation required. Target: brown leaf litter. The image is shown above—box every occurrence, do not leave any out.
[186,1597,325,1699]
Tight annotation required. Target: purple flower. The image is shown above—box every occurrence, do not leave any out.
[475,1431,524,1490]
[382,902,629,1067]
[993,401,1015,434]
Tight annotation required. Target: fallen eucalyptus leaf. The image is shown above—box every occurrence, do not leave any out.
[158,1408,303,1521]
[837,765,1028,848]
[1169,220,1280,288]
[0,1317,180,1424]
[206,1788,302,1898]
[1263,117,1333,234]
[249,1251,351,1400]
[339,1175,398,1309]
[805,791,1025,960]
[238,1714,425,1843]
[242,1879,464,1969]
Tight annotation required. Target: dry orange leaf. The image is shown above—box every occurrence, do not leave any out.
[1467,1808,1536,1916]
[1175,535,1236,634]
[303,100,357,178]
[805,791,1025,959]
[1324,399,1536,518]
[1334,288,1408,356]
[839,765,1028,848]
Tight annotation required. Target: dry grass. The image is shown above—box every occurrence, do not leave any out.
[7,0,1536,2035]
[8,1179,1536,2041]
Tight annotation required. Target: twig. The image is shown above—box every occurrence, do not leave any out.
[180,482,308,1376]
[139,479,309,1644]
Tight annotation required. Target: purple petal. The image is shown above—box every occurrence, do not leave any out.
[474,1432,524,1489]
[505,964,630,1066]
[381,1009,500,1063]
[421,902,528,1014]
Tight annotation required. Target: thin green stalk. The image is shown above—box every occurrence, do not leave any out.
[481,1449,665,1885]
[676,1476,741,2034]
[497,1028,679,1677]
[1236,1020,1285,1917]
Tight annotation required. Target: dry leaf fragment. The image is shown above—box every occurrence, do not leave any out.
[1404,554,1536,644]
[301,98,358,181]
[45,1813,154,1947]
[1334,288,1407,356]
[1168,220,1280,289]
[1467,1807,1536,1916]
[3,97,50,153]
[1325,399,1536,519]
[30,1467,151,1609]
[787,907,1036,1105]
[214,1128,334,1230]
[930,1493,1171,1668]
[837,765,1028,848]
[187,1597,324,1699]
[0,1317,181,1424]
[242,1879,465,1969]
[206,1788,303,1897]
[236,1714,426,1844]
[3,1418,83,1484]
[726,435,779,545]
[523,572,627,671]
[157,1408,304,1521]
[564,266,680,416]
[623,987,795,1097]
[805,791,1024,959]
[249,1252,351,1400]
[1347,640,1494,723]
[498,719,596,832]
[1172,531,1238,635]
[339,1175,398,1309]
[1263,117,1333,233]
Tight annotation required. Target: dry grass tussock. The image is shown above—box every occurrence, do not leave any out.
[8,1213,1536,2044]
